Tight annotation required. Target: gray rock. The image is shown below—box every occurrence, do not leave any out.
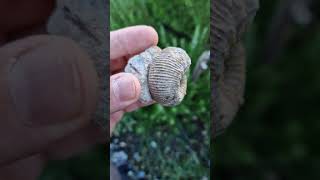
[137,171,146,179]
[133,152,142,162]
[150,141,157,149]
[111,151,128,167]
[125,46,161,104]
[125,46,191,106]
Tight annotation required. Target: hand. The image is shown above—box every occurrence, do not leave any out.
[0,2,105,179]
[110,25,158,136]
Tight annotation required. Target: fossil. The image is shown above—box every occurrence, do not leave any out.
[211,0,259,137]
[125,46,191,106]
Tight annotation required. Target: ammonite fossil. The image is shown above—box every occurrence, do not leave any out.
[125,46,191,106]
[47,0,108,130]
[211,0,259,137]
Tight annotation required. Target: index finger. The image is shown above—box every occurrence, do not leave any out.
[110,25,158,60]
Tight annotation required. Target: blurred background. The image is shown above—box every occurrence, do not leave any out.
[38,1,108,180]
[40,146,106,180]
[214,0,320,179]
[110,0,210,179]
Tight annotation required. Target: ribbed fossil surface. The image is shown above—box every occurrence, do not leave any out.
[125,46,162,104]
[47,0,108,131]
[125,46,191,107]
[211,0,259,137]
[149,47,191,106]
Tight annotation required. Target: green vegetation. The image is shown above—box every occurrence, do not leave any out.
[111,0,210,179]
[40,1,209,179]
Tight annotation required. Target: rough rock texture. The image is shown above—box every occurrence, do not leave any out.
[149,47,191,106]
[125,46,191,106]
[211,0,259,137]
[47,0,108,131]
[125,46,161,104]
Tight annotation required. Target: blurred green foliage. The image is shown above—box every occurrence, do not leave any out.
[214,1,320,179]
[111,0,210,179]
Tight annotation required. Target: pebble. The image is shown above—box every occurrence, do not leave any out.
[164,146,171,153]
[133,152,142,162]
[111,151,128,167]
[150,141,158,149]
[113,138,119,143]
[127,170,134,177]
[137,171,146,179]
[119,141,127,148]
[110,143,117,150]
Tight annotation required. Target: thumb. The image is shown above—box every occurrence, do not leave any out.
[110,73,141,113]
[0,35,99,165]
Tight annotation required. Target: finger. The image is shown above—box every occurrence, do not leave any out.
[110,73,141,113]
[110,111,124,136]
[0,35,99,165]
[46,124,106,160]
[0,154,45,180]
[110,56,128,74]
[110,25,158,60]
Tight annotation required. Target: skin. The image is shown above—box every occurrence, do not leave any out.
[0,1,106,179]
[0,1,158,179]
[109,26,158,179]
[110,26,158,136]
[0,0,55,44]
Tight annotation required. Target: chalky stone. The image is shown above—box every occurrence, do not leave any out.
[125,46,191,106]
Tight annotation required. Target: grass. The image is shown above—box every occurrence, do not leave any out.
[111,0,210,179]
